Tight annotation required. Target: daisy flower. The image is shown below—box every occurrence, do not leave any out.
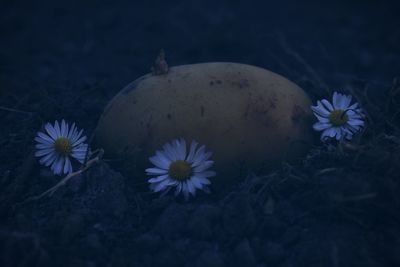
[146,138,216,199]
[35,120,89,175]
[311,91,365,141]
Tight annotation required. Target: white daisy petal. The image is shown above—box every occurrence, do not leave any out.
[145,167,168,175]
[341,95,352,109]
[192,152,212,168]
[69,129,79,144]
[157,150,172,166]
[343,128,354,140]
[61,120,67,136]
[203,152,213,161]
[64,157,72,174]
[313,113,330,123]
[192,145,205,162]
[73,136,87,146]
[313,122,332,131]
[343,127,354,140]
[194,160,214,173]
[332,92,341,109]
[314,101,331,116]
[347,113,363,121]
[73,151,87,157]
[187,180,196,196]
[190,176,204,189]
[67,123,77,139]
[355,109,364,116]
[54,120,61,137]
[170,140,182,160]
[149,153,170,170]
[335,128,342,140]
[52,156,64,175]
[348,102,359,110]
[352,124,362,131]
[39,152,57,166]
[71,129,84,144]
[36,132,54,143]
[153,178,172,192]
[167,179,179,186]
[35,137,52,146]
[64,121,69,138]
[311,104,325,115]
[321,128,333,141]
[72,149,87,157]
[178,139,186,160]
[186,140,198,163]
[149,174,169,183]
[330,127,340,138]
[182,181,190,200]
[163,142,177,162]
[175,182,183,196]
[194,175,211,185]
[72,145,88,153]
[35,148,54,157]
[172,140,183,160]
[44,123,58,140]
[321,99,334,111]
[35,143,53,150]
[346,110,358,117]
[72,144,88,162]
[348,119,364,127]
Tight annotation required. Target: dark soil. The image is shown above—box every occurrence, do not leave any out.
[1,1,400,266]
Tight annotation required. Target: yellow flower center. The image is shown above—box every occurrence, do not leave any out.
[169,160,192,181]
[329,109,349,127]
[54,137,72,155]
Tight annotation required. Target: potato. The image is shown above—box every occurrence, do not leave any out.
[95,62,313,185]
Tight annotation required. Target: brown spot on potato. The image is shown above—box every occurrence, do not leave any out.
[231,79,250,89]
[248,95,276,127]
[209,79,223,85]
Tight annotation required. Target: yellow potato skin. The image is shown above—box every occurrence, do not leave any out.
[95,63,314,183]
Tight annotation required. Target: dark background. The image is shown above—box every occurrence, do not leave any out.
[1,0,400,266]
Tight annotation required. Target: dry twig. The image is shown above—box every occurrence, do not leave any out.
[20,149,104,204]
